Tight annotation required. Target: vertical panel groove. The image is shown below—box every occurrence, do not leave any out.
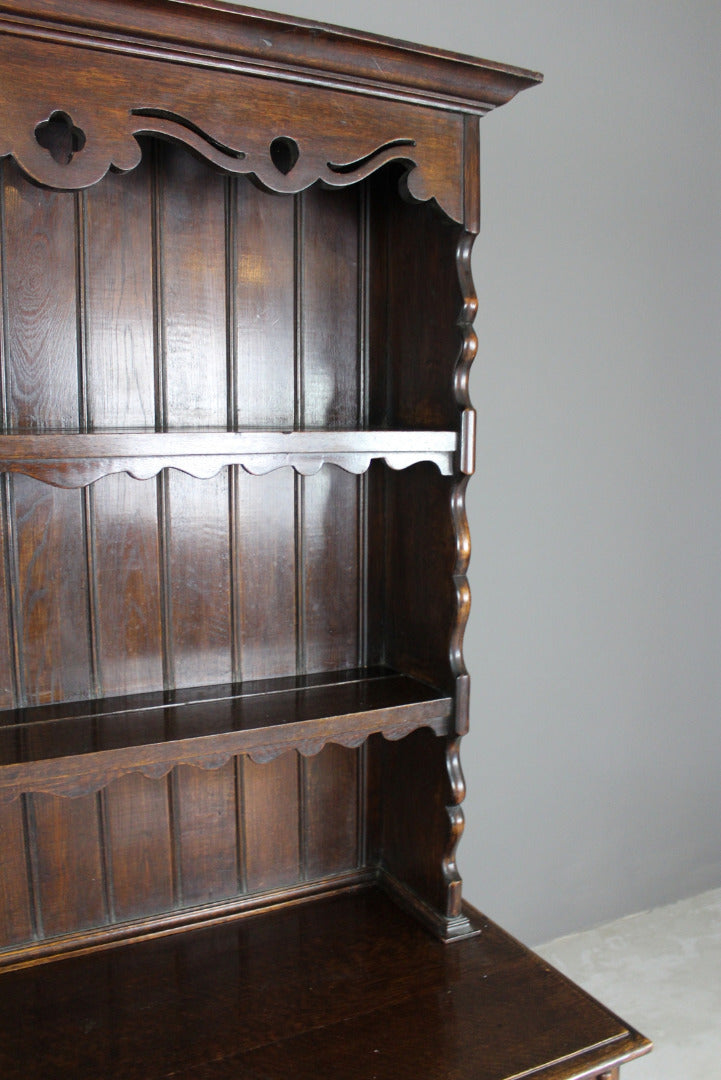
[82,486,101,698]
[151,142,167,433]
[358,184,369,432]
[225,175,238,432]
[294,192,305,432]
[229,466,242,683]
[98,789,116,924]
[151,144,174,691]
[358,475,368,667]
[77,162,96,705]
[294,474,306,676]
[156,474,174,689]
[2,476,24,706]
[294,192,306,679]
[358,184,370,670]
[0,166,22,712]
[76,189,101,699]
[0,161,9,427]
[226,178,241,683]
[22,794,42,940]
[357,742,368,869]
[383,176,393,424]
[74,190,89,431]
[298,754,309,882]
[356,185,370,868]
[235,756,247,894]
[168,771,181,909]
[295,196,307,878]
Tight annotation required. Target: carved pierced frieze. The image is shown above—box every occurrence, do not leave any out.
[0,35,466,221]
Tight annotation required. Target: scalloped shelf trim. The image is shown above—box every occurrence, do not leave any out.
[0,431,457,486]
[0,671,453,802]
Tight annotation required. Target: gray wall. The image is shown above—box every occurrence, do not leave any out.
[247,0,721,944]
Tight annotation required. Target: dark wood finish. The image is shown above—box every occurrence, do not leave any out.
[0,3,650,1078]
[0,889,650,1080]
[0,431,457,485]
[0,668,452,802]
[0,0,542,113]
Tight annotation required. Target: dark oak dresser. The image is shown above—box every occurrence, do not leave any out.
[0,2,651,1077]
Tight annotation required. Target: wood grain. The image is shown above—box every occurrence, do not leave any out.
[301,186,360,431]
[166,470,232,688]
[91,473,164,697]
[233,179,295,431]
[243,753,301,894]
[104,771,174,922]
[13,478,91,704]
[231,178,296,685]
[0,32,475,224]
[0,10,649,1080]
[0,483,15,708]
[158,143,227,430]
[31,791,106,937]
[0,889,649,1080]
[1,160,78,431]
[175,760,239,907]
[303,744,359,879]
[0,430,457,487]
[302,467,360,674]
[84,151,155,430]
[0,671,452,802]
[0,798,32,947]
[232,469,296,683]
[383,464,456,693]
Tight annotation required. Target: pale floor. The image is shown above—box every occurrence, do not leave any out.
[536,887,721,1080]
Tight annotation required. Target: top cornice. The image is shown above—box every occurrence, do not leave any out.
[0,0,542,115]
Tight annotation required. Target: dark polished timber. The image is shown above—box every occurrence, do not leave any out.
[0,889,647,1080]
[0,1,649,1077]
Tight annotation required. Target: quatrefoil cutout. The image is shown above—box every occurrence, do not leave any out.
[34,111,86,165]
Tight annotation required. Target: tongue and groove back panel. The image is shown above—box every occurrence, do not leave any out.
[0,140,462,957]
[0,145,366,953]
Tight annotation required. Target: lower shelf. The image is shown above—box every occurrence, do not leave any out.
[0,886,650,1080]
[0,667,452,801]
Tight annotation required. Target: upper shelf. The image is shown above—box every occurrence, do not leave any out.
[0,430,458,486]
[0,666,453,802]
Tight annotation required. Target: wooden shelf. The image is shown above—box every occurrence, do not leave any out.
[0,430,458,486]
[0,668,453,802]
[0,888,650,1079]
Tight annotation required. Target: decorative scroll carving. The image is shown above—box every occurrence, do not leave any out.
[450,475,472,729]
[454,231,478,477]
[0,35,466,221]
[433,120,479,936]
[442,737,466,900]
[130,108,246,161]
[326,139,416,175]
[449,217,478,736]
